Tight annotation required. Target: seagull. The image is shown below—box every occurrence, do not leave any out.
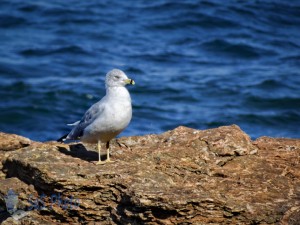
[58,69,135,164]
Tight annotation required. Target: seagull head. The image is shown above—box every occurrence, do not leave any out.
[105,69,135,88]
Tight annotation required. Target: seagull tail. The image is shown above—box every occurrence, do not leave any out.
[67,121,80,126]
[57,133,68,142]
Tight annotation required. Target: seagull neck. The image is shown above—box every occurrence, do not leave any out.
[106,86,130,98]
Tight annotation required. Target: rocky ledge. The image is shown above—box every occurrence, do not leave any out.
[0,125,299,225]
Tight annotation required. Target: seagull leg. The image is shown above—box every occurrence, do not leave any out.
[96,140,105,165]
[106,141,114,163]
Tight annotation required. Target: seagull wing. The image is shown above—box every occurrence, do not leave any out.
[66,99,105,140]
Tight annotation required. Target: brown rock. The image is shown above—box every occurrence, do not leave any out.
[0,125,299,224]
[0,132,31,151]
[0,133,30,180]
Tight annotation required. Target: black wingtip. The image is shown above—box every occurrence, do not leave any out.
[57,134,68,142]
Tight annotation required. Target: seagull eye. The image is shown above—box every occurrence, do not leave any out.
[115,75,121,79]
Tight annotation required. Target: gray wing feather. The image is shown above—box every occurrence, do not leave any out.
[66,100,105,140]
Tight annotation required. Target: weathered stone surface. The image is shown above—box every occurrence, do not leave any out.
[0,132,31,151]
[0,133,30,180]
[0,125,299,224]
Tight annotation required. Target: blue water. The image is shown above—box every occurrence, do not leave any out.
[0,0,299,141]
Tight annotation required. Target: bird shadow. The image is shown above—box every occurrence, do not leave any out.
[0,211,10,224]
[57,143,100,162]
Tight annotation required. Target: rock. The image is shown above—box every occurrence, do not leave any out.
[0,133,31,180]
[0,125,299,224]
[0,132,31,151]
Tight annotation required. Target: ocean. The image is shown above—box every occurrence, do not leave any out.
[0,0,299,141]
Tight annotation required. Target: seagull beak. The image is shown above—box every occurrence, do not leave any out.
[124,78,135,85]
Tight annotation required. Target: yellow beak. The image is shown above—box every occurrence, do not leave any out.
[124,78,135,85]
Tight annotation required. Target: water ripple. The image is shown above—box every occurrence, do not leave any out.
[0,0,299,140]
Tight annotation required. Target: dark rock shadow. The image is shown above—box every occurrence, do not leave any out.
[0,211,10,223]
[57,144,100,162]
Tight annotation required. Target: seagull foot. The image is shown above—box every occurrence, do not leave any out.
[105,159,115,163]
[94,159,115,165]
[95,160,106,165]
